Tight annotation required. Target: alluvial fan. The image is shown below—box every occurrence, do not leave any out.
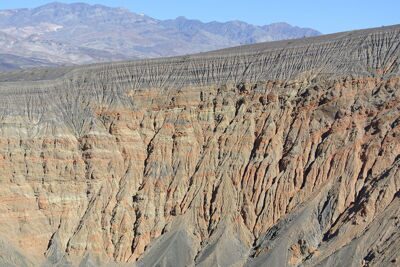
[0,25,399,267]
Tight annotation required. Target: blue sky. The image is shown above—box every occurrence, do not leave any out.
[0,0,399,34]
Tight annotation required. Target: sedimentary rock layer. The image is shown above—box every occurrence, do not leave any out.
[0,25,399,266]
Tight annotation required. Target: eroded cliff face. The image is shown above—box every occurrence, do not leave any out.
[0,26,399,267]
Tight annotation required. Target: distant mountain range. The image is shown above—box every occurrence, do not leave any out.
[0,2,321,70]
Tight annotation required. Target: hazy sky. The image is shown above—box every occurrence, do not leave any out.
[0,0,399,34]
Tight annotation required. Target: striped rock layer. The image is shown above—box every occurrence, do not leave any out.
[0,25,399,266]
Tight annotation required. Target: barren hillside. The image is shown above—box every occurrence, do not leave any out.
[0,2,320,70]
[0,25,399,266]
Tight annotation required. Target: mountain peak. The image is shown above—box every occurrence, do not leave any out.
[34,2,86,9]
[36,2,101,8]
[0,2,320,70]
[32,2,119,14]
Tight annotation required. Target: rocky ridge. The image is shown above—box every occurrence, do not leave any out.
[0,2,320,70]
[0,25,399,266]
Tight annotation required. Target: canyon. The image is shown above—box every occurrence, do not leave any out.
[0,25,399,266]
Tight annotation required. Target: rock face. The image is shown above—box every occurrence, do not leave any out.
[0,2,320,70]
[0,25,399,266]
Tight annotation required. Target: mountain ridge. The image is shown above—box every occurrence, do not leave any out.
[0,2,320,70]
